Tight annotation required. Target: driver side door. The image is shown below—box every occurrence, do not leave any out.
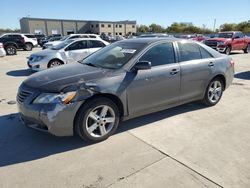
[127,42,181,116]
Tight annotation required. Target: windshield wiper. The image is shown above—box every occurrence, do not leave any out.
[84,63,100,68]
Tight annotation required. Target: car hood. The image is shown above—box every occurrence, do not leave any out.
[30,49,57,56]
[23,63,114,92]
[205,38,231,42]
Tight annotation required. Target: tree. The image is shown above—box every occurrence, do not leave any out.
[220,23,237,31]
[137,25,149,33]
[149,23,166,33]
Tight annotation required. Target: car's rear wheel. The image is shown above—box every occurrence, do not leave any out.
[24,43,33,51]
[75,97,120,143]
[5,46,17,55]
[243,43,250,53]
[225,46,231,55]
[202,78,224,106]
[48,59,63,68]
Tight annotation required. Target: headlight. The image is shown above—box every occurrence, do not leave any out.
[217,41,225,46]
[30,55,46,62]
[33,92,76,104]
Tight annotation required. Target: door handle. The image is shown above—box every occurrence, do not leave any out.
[170,69,179,75]
[208,62,214,67]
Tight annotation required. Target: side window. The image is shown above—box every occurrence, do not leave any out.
[88,40,105,48]
[140,43,175,67]
[67,41,88,51]
[1,35,10,39]
[200,46,213,59]
[69,35,80,39]
[178,42,201,62]
[234,33,240,39]
[11,35,22,39]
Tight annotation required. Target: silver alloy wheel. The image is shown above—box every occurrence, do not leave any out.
[208,80,222,103]
[7,47,15,55]
[86,105,116,138]
[25,44,32,51]
[49,60,62,67]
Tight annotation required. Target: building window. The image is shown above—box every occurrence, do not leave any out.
[96,24,99,28]
[119,32,122,35]
[91,25,94,28]
[116,33,118,35]
[115,25,118,28]
[132,25,135,28]
[119,25,122,28]
[108,24,111,28]
[101,24,105,28]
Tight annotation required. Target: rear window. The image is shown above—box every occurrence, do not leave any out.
[25,34,36,38]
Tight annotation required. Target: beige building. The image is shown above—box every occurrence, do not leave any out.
[20,17,137,36]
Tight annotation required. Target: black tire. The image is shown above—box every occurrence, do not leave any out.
[202,78,224,107]
[5,45,17,55]
[24,43,33,51]
[75,97,120,143]
[225,46,231,55]
[243,44,250,53]
[48,59,63,68]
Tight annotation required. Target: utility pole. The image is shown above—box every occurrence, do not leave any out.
[213,18,216,32]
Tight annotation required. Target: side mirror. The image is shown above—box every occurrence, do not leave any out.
[133,61,151,70]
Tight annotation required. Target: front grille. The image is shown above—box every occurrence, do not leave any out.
[205,41,218,47]
[17,89,33,103]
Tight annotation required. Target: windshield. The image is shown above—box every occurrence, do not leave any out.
[218,33,233,38]
[80,42,146,69]
[60,36,69,41]
[51,39,74,50]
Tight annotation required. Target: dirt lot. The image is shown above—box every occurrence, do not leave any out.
[0,48,250,188]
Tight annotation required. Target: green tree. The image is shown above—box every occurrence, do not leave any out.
[220,23,237,31]
[149,23,166,33]
[137,25,149,33]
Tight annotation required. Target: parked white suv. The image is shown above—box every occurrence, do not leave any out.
[43,34,101,49]
[21,34,38,50]
[0,33,38,51]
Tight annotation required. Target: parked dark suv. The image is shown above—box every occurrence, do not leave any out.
[34,34,46,47]
[0,34,25,55]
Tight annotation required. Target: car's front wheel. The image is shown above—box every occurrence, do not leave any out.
[243,43,250,53]
[48,59,63,68]
[203,78,224,106]
[225,46,231,55]
[75,97,120,143]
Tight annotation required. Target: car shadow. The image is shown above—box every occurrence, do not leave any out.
[6,69,35,77]
[234,71,250,80]
[0,102,205,167]
[229,51,244,55]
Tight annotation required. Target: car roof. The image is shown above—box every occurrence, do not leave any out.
[72,38,104,42]
[118,37,184,45]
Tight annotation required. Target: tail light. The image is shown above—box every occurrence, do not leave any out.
[0,43,3,48]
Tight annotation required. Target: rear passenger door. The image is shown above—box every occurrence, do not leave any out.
[65,40,89,62]
[177,41,213,102]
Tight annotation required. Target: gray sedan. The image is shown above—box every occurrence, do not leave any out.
[17,38,234,142]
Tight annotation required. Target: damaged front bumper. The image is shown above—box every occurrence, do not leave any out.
[18,100,83,136]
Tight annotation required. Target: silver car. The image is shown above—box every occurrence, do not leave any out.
[0,43,6,57]
[27,38,109,71]
[18,38,234,143]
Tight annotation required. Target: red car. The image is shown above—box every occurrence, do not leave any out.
[204,31,250,55]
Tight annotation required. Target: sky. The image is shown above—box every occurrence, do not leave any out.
[0,0,250,30]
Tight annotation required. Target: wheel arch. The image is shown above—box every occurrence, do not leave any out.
[47,58,65,68]
[210,74,226,90]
